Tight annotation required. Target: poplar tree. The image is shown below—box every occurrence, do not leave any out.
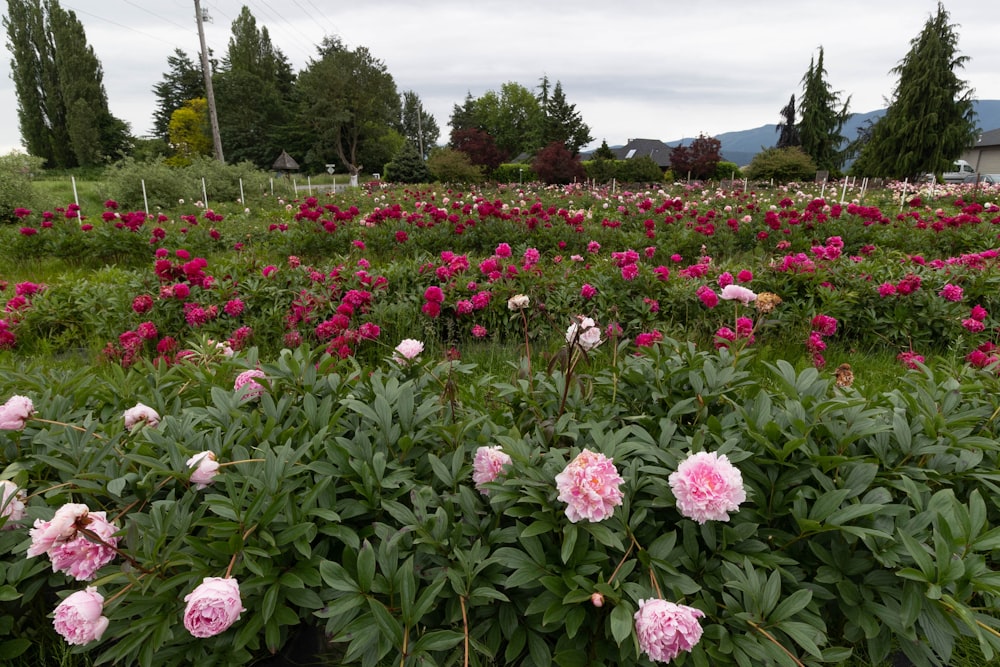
[4,0,129,167]
[797,48,849,172]
[852,2,977,179]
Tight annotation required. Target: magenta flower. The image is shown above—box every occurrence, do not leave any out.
[423,286,444,303]
[971,305,988,321]
[810,314,837,337]
[472,445,512,495]
[737,269,753,283]
[620,264,639,281]
[187,451,220,489]
[717,272,734,288]
[471,324,488,338]
[938,284,963,302]
[634,598,705,663]
[963,318,986,333]
[897,351,925,369]
[495,242,512,257]
[555,449,625,523]
[183,577,245,638]
[695,286,718,309]
[0,395,34,430]
[580,283,597,299]
[53,587,110,645]
[669,451,746,524]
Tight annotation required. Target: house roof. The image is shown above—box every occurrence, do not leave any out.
[272,150,299,171]
[612,138,672,168]
[975,128,1000,149]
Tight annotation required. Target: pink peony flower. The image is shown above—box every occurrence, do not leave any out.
[897,351,925,370]
[187,451,220,490]
[566,316,602,352]
[877,282,897,298]
[471,324,488,338]
[555,449,624,523]
[472,445,512,495]
[53,587,110,645]
[0,395,34,430]
[719,284,757,305]
[47,512,118,581]
[234,369,266,401]
[963,318,986,333]
[695,286,718,309]
[393,338,424,363]
[971,304,989,322]
[123,402,160,430]
[183,577,245,638]
[737,269,753,283]
[27,503,90,558]
[939,283,964,302]
[634,598,705,663]
[580,283,597,300]
[0,480,26,526]
[669,451,746,523]
[810,314,838,337]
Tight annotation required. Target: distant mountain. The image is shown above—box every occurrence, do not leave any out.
[664,99,1000,167]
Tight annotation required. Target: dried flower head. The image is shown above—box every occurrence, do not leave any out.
[755,292,782,314]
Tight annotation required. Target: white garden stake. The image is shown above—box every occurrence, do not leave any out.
[71,176,82,223]
[239,178,245,206]
[202,177,208,210]
[142,179,149,217]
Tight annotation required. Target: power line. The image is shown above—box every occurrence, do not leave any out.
[120,0,191,32]
[61,2,181,47]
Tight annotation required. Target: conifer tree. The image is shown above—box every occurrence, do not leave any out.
[852,2,977,179]
[776,95,800,148]
[400,91,439,160]
[539,80,593,155]
[797,48,849,172]
[151,49,205,141]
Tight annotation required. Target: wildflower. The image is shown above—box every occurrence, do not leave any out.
[634,598,705,663]
[566,316,602,352]
[555,449,624,523]
[53,587,110,645]
[187,451,220,489]
[183,577,245,638]
[472,445,512,495]
[393,339,424,363]
[669,451,746,524]
[719,284,756,305]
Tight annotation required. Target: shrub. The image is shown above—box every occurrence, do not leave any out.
[714,160,742,181]
[493,163,535,184]
[746,146,817,183]
[531,141,586,185]
[0,152,43,223]
[427,148,484,184]
[103,157,198,210]
[617,155,664,184]
[383,142,431,184]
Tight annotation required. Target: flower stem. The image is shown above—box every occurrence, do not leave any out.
[747,619,806,667]
[30,417,105,439]
[460,595,470,667]
[217,458,265,468]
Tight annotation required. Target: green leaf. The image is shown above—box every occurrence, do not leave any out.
[0,585,21,602]
[357,541,375,593]
[319,559,359,593]
[561,524,578,564]
[610,602,634,645]
[411,629,464,655]
[777,620,823,658]
[769,588,812,623]
[0,638,30,660]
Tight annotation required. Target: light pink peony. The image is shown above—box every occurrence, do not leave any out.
[669,451,746,524]
[565,316,602,352]
[0,395,33,430]
[47,512,118,581]
[555,449,624,523]
[393,338,424,363]
[234,369,266,401]
[53,587,110,645]
[187,451,220,490]
[183,577,245,638]
[634,598,705,662]
[0,480,25,527]
[27,503,89,557]
[719,284,757,306]
[123,402,160,430]
[472,445,512,495]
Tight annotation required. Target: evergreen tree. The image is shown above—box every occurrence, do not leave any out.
[385,141,431,183]
[593,140,615,160]
[449,92,480,135]
[797,48,849,172]
[539,80,593,155]
[400,91,439,160]
[776,95,800,148]
[151,49,204,141]
[4,0,129,167]
[852,2,977,179]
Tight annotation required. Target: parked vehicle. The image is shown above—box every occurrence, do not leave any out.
[943,159,976,183]
[961,173,1000,184]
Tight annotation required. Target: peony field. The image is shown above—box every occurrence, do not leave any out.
[3,177,1000,665]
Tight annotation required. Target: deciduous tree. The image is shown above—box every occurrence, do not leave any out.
[531,140,585,184]
[798,47,850,172]
[851,2,977,179]
[451,128,506,174]
[669,134,722,180]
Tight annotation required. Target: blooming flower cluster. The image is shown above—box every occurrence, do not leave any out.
[27,503,119,581]
[565,316,602,352]
[554,449,625,523]
[805,314,838,369]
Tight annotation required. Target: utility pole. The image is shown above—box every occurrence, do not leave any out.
[194,0,224,162]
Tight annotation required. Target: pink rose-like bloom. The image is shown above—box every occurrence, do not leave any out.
[183,577,245,638]
[234,369,266,401]
[695,285,718,309]
[811,314,838,337]
[53,587,110,646]
[963,318,986,333]
[0,395,34,430]
[27,503,89,557]
[472,445,512,495]
[620,264,639,281]
[123,402,160,430]
[634,598,705,663]
[566,316,602,352]
[877,282,897,298]
[495,242,512,257]
[719,284,757,306]
[394,338,424,363]
[555,449,625,523]
[580,283,597,300]
[939,284,964,302]
[971,305,988,322]
[737,269,753,283]
[0,480,26,526]
[471,324,488,338]
[669,451,746,524]
[48,511,118,581]
[898,351,925,370]
[187,451,220,490]
[132,294,153,314]
[717,272,734,288]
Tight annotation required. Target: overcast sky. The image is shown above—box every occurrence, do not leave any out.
[0,0,997,156]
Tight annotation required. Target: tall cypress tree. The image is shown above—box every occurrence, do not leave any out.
[540,81,593,156]
[4,0,128,167]
[797,48,850,172]
[852,2,977,179]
